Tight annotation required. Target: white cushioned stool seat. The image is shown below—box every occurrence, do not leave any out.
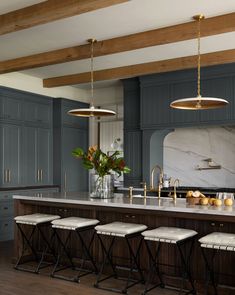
[52,217,99,231]
[14,213,60,225]
[95,222,147,237]
[142,226,197,243]
[199,232,235,251]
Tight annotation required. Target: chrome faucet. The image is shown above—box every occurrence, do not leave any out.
[150,164,163,198]
[172,178,180,200]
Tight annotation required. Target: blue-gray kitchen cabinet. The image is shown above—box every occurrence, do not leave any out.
[0,124,21,187]
[0,96,22,122]
[53,98,89,192]
[21,126,52,186]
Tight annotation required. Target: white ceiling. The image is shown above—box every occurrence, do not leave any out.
[0,0,235,89]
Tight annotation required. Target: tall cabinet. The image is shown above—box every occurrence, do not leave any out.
[122,78,142,187]
[53,99,89,192]
[0,87,53,188]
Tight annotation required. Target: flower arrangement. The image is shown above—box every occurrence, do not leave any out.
[72,145,131,178]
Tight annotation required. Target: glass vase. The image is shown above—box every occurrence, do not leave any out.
[89,173,114,199]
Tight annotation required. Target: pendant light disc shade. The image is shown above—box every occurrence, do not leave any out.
[68,38,116,118]
[170,97,229,110]
[68,106,116,117]
[170,14,229,110]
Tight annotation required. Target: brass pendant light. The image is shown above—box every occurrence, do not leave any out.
[170,15,229,110]
[68,39,116,117]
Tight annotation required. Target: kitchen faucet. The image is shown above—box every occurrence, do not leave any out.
[150,164,163,198]
[172,178,180,200]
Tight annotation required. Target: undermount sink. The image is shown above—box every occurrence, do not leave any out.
[132,195,170,199]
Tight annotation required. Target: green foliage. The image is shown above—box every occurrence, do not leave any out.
[72,145,131,178]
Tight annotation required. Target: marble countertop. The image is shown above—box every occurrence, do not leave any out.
[13,192,235,218]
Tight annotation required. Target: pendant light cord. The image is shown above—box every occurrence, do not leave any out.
[197,17,201,98]
[90,39,94,108]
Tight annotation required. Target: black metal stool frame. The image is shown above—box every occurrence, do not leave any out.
[51,225,98,283]
[14,222,56,274]
[94,232,145,294]
[143,236,197,295]
[201,247,218,295]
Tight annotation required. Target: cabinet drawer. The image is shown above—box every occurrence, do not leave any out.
[0,192,13,201]
[0,217,14,241]
[0,200,14,217]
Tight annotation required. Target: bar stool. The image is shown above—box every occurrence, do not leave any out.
[199,232,235,295]
[51,216,99,282]
[14,213,60,273]
[142,226,198,295]
[94,221,147,294]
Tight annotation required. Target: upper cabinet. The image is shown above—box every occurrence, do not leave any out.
[0,97,22,122]
[60,99,89,129]
[140,64,235,129]
[123,79,140,130]
[0,86,52,126]
[23,99,52,126]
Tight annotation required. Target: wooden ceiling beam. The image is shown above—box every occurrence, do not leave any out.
[43,49,235,87]
[0,12,235,74]
[0,0,128,35]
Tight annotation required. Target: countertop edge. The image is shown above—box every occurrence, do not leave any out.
[13,194,235,218]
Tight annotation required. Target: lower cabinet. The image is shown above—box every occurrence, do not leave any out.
[0,187,59,242]
[0,191,14,241]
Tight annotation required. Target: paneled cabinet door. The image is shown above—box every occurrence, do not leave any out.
[0,124,21,187]
[37,128,52,185]
[23,100,52,125]
[21,127,52,186]
[62,127,88,192]
[21,126,37,186]
[0,97,21,122]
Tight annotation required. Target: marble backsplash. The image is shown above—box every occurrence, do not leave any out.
[163,126,235,188]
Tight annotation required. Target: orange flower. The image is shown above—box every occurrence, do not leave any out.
[88,145,98,155]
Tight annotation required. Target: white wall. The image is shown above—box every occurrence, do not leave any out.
[0,72,89,102]
[163,126,235,188]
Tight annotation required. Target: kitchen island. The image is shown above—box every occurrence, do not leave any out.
[13,192,235,294]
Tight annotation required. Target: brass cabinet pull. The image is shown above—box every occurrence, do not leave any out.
[4,169,7,183]
[8,169,11,183]
[40,169,43,181]
[37,169,40,182]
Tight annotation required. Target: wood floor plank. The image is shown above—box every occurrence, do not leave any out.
[0,241,177,295]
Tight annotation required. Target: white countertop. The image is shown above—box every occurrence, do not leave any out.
[13,192,235,218]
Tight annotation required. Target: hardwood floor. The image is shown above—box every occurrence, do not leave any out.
[0,241,177,295]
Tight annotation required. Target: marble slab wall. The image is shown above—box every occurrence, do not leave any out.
[163,126,235,188]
